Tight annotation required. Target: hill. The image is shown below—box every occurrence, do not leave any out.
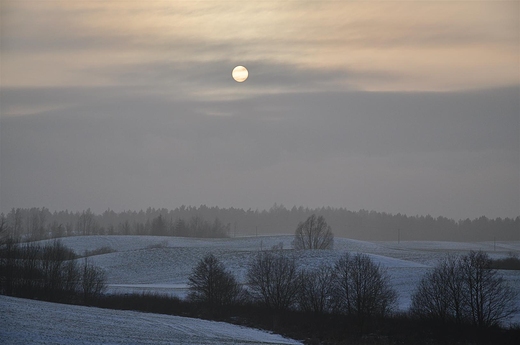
[38,235,520,319]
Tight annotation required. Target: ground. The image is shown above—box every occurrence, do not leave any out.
[0,295,302,345]
[3,235,519,344]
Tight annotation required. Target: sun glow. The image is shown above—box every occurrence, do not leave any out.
[232,66,248,82]
[2,1,517,91]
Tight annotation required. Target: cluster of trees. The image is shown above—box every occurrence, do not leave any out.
[411,251,518,327]
[0,239,106,304]
[2,205,518,241]
[188,250,397,331]
[188,248,517,332]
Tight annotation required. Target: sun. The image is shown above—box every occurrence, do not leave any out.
[232,66,248,82]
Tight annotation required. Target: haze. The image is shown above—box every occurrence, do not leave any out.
[1,1,519,220]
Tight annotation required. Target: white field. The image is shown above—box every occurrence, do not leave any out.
[4,235,519,344]
[43,235,519,311]
[0,295,302,345]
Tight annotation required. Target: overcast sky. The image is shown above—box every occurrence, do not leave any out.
[1,1,519,220]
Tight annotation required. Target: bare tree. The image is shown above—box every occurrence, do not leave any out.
[410,256,465,323]
[461,251,518,327]
[411,251,518,327]
[247,250,299,311]
[81,257,107,304]
[294,214,333,250]
[298,264,336,314]
[333,253,397,329]
[188,254,241,308]
[40,240,77,300]
[18,242,40,296]
[62,259,80,296]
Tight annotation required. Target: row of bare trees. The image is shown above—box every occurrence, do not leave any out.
[188,249,518,329]
[188,249,397,330]
[0,239,106,304]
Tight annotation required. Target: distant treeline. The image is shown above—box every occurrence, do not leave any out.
[1,205,518,241]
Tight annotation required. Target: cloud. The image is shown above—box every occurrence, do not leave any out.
[1,1,518,90]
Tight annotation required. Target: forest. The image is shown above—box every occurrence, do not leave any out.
[1,204,518,241]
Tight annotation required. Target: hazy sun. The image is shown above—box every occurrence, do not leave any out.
[232,66,248,82]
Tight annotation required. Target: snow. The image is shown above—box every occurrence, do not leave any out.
[33,235,520,314]
[8,235,519,342]
[0,295,302,345]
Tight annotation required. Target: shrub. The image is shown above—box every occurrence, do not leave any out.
[81,258,107,304]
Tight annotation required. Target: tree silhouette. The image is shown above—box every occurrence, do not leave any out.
[411,251,518,327]
[247,250,299,311]
[333,253,397,330]
[294,214,334,250]
[188,254,241,308]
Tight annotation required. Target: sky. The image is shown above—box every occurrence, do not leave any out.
[0,0,519,220]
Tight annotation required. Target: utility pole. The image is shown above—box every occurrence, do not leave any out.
[398,228,400,245]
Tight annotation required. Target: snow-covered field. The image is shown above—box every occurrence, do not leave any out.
[0,295,302,345]
[45,235,519,312]
[3,235,519,344]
